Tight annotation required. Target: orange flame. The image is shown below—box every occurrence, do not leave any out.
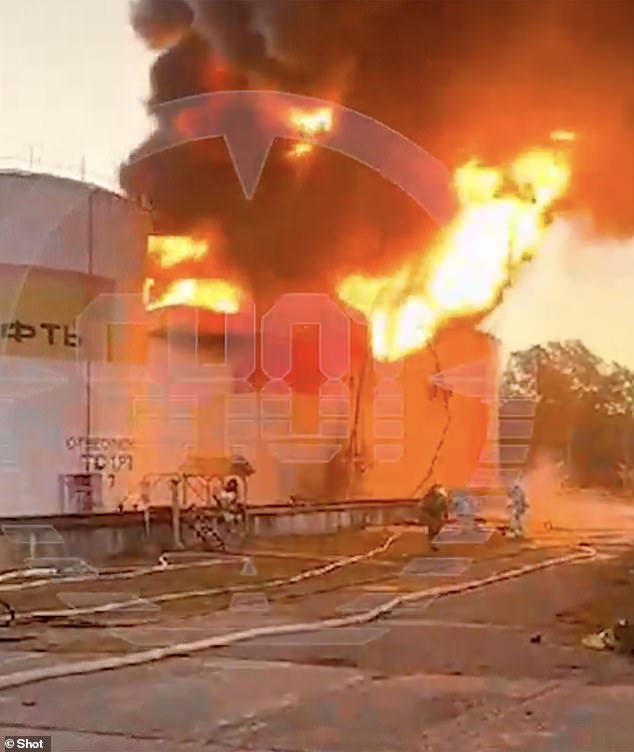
[337,144,572,362]
[288,107,333,158]
[144,233,243,314]
[143,277,242,314]
[550,130,576,143]
[147,235,209,268]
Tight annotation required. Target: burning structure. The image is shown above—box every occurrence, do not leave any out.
[9,0,629,516]
[0,168,494,516]
[0,129,571,516]
[131,135,570,507]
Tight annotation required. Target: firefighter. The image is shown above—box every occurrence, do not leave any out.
[139,478,151,537]
[215,477,246,530]
[219,477,239,506]
[419,483,450,552]
[451,489,475,522]
[507,478,528,538]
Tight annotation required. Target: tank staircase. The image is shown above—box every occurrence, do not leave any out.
[182,478,249,552]
[115,460,251,551]
[183,506,227,551]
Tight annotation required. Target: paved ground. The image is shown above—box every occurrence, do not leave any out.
[2,491,634,750]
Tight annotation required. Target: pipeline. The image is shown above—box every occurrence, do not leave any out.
[0,543,595,691]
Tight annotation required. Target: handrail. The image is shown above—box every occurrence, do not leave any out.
[0,156,122,195]
[0,154,151,214]
[116,471,235,511]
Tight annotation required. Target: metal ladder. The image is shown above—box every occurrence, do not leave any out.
[183,506,227,551]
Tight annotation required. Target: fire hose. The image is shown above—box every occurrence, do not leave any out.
[0,559,222,595]
[10,533,402,624]
[0,552,268,596]
[0,543,596,691]
[0,599,15,627]
[0,568,57,583]
[0,538,344,597]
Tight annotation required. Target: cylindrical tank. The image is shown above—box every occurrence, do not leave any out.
[0,171,151,516]
[350,322,500,499]
[0,169,502,517]
[137,306,253,504]
[122,297,501,508]
[141,299,362,506]
[140,297,500,506]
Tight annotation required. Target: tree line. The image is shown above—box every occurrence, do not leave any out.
[500,340,634,489]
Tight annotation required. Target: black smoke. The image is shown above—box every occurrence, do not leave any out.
[122,0,634,296]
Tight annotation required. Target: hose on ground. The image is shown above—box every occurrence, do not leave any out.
[15,533,402,624]
[0,546,348,596]
[0,543,596,691]
[0,600,15,627]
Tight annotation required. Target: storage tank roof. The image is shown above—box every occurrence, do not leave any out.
[0,168,149,212]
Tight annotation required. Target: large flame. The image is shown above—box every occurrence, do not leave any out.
[147,235,209,268]
[288,107,333,158]
[143,277,242,314]
[144,233,243,314]
[337,144,572,362]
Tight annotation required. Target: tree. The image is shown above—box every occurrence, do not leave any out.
[500,340,634,488]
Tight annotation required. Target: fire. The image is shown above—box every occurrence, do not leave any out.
[337,144,572,362]
[143,277,242,314]
[144,233,242,314]
[288,107,333,158]
[147,235,209,269]
[550,130,576,143]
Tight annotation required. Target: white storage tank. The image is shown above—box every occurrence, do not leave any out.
[0,171,151,516]
[0,172,505,516]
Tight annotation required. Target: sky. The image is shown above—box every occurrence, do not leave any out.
[0,0,153,188]
[485,220,634,367]
[1,0,634,368]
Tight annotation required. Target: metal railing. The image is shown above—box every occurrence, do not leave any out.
[0,151,123,195]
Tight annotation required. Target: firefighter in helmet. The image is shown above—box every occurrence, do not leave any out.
[507,477,528,538]
[215,477,246,530]
[419,483,450,551]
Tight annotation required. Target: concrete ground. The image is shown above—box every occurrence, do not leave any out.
[2,491,634,750]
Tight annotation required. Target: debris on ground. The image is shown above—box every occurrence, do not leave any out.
[530,633,542,644]
[582,628,617,651]
[582,619,634,654]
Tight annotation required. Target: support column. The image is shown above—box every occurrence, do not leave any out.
[170,477,183,549]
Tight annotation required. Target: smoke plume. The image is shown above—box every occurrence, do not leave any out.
[122,0,634,297]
